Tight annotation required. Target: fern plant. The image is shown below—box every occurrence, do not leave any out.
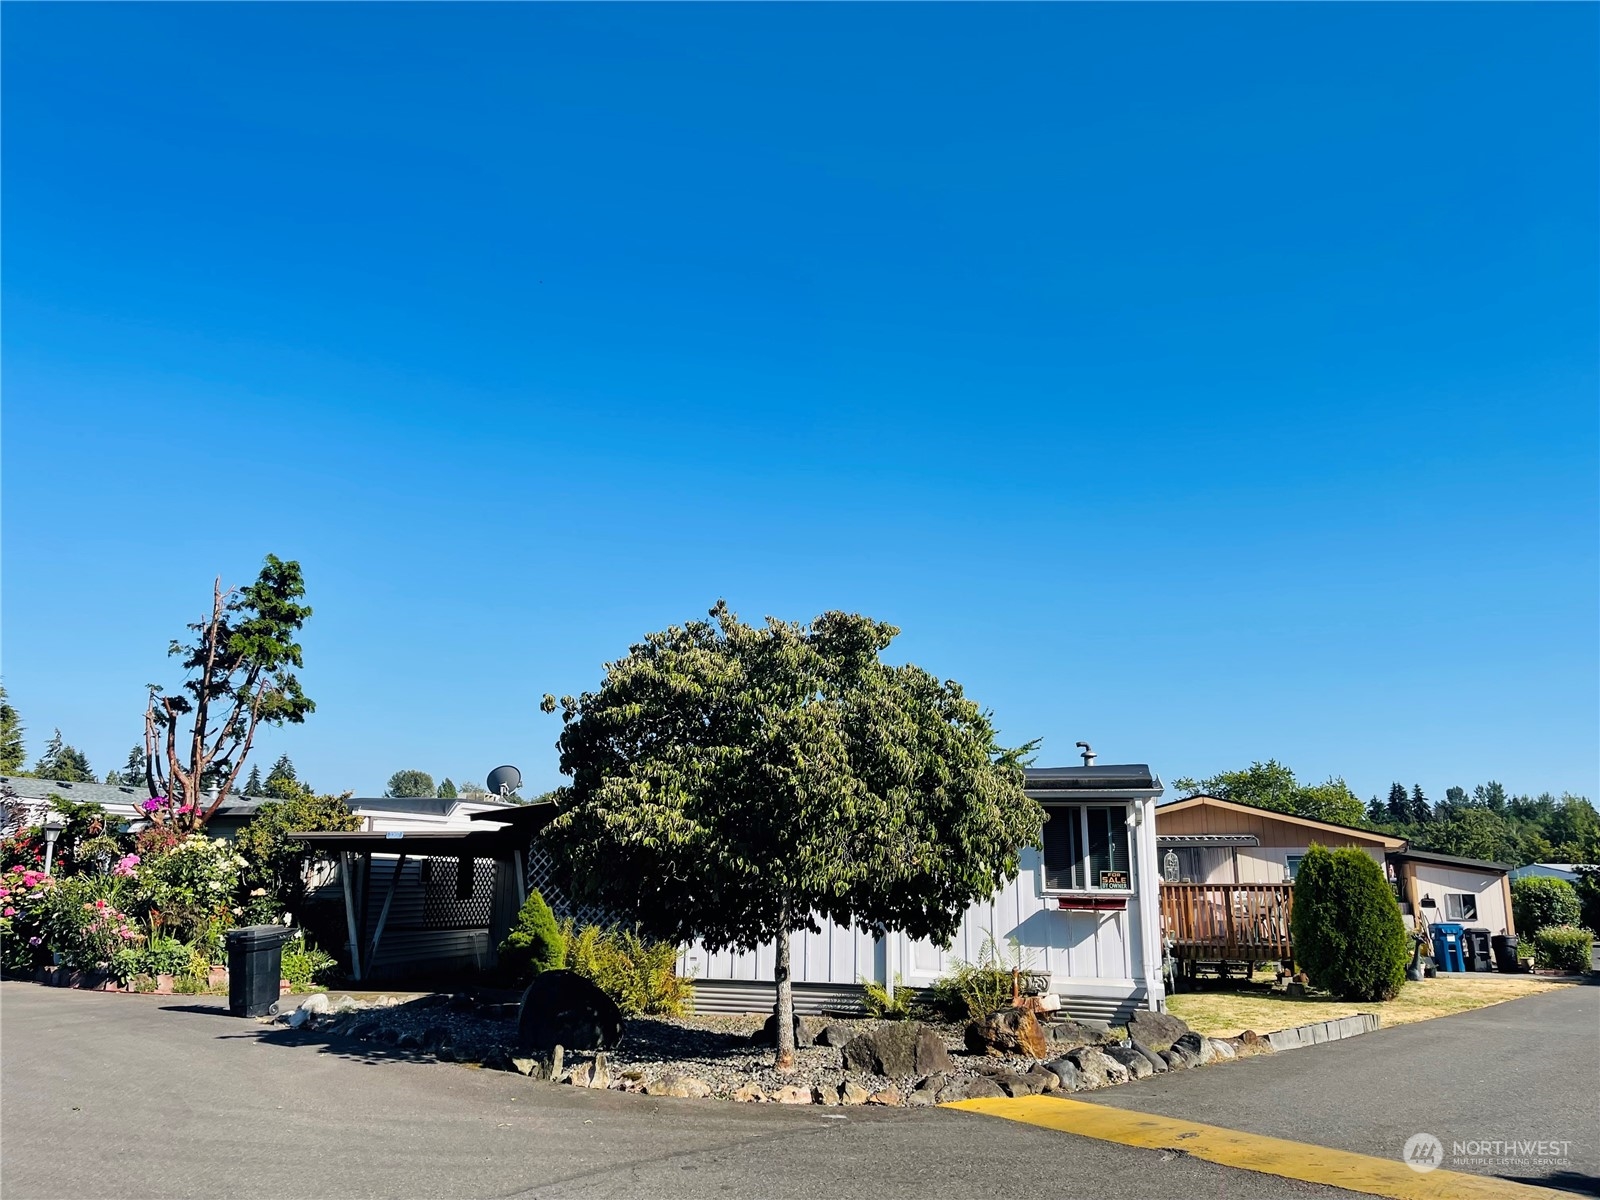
[859,972,914,1019]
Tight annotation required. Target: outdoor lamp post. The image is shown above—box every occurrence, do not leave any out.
[42,816,66,875]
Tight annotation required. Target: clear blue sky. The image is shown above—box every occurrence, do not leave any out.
[3,4,1596,803]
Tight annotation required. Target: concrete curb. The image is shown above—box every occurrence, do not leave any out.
[1264,1012,1380,1051]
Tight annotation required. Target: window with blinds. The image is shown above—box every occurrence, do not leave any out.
[1041,804,1133,892]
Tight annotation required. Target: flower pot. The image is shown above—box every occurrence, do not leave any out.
[208,965,229,990]
[155,974,175,995]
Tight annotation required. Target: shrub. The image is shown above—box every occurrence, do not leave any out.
[561,920,693,1017]
[232,787,359,923]
[860,973,914,1020]
[498,891,566,984]
[1511,877,1581,936]
[0,865,56,974]
[1531,925,1593,973]
[1290,843,1408,1001]
[279,930,338,988]
[133,834,246,956]
[921,935,1030,1020]
[1574,868,1600,936]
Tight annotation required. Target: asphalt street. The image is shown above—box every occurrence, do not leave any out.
[2,980,1592,1200]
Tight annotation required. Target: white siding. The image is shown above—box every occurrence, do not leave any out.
[1412,863,1511,934]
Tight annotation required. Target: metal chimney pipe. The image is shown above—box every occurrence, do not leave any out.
[1076,742,1096,766]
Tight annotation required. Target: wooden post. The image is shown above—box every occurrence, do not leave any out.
[340,852,363,982]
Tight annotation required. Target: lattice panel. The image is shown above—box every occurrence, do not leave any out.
[525,840,617,927]
[421,856,496,929]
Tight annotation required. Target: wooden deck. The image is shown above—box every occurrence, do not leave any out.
[1161,882,1294,962]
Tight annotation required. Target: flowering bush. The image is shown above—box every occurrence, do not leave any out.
[0,865,55,974]
[134,835,248,957]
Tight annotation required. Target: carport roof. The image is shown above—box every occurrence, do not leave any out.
[289,828,517,857]
[1389,847,1512,873]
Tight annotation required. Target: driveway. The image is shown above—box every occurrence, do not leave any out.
[2,983,1362,1200]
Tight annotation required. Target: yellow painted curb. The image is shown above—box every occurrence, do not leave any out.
[942,1096,1556,1199]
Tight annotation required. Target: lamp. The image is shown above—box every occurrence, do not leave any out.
[41,816,66,875]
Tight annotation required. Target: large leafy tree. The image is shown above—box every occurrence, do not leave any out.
[233,783,361,922]
[384,770,436,798]
[540,602,1042,1067]
[1172,760,1366,827]
[143,556,314,831]
[0,685,25,774]
[34,729,95,783]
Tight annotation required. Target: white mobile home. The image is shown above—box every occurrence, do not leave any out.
[679,762,1167,1021]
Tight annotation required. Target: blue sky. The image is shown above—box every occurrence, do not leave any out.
[3,5,1596,803]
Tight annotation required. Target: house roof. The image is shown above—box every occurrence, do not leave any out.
[290,827,519,858]
[1,776,151,809]
[1024,764,1162,795]
[1389,847,1512,874]
[1156,793,1406,849]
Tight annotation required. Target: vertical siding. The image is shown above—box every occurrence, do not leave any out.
[1411,864,1511,934]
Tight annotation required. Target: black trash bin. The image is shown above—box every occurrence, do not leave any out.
[1462,927,1492,972]
[226,925,288,1017]
[1491,934,1521,973]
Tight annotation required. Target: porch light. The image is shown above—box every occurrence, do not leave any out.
[41,816,66,875]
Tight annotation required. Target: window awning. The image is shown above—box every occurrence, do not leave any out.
[1157,834,1260,848]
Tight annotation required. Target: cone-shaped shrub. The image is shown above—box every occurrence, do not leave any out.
[499,890,566,984]
[1290,843,1408,1001]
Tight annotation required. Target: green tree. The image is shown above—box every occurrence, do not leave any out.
[105,745,148,788]
[34,729,95,783]
[497,890,566,984]
[540,602,1042,1067]
[1290,844,1408,1001]
[144,556,315,830]
[1546,795,1599,859]
[0,685,25,774]
[1172,761,1365,826]
[1386,782,1409,824]
[263,753,299,797]
[1409,784,1431,825]
[1417,806,1520,862]
[383,770,436,798]
[437,778,458,799]
[1509,876,1581,935]
[1474,781,1508,813]
[243,764,263,795]
[233,785,361,922]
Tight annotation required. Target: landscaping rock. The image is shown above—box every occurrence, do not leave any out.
[867,1087,903,1106]
[299,993,332,1015]
[1130,1039,1168,1073]
[966,1008,1048,1059]
[752,1013,813,1049]
[568,1055,611,1089]
[517,971,624,1054]
[481,1045,512,1072]
[772,1084,814,1105]
[641,1074,712,1099]
[396,1032,423,1050]
[1205,1038,1235,1063]
[813,1023,856,1048]
[814,1085,840,1106]
[841,1022,952,1077]
[839,1081,872,1106]
[1103,1045,1154,1080]
[1126,1009,1189,1052]
[907,1074,950,1106]
[996,1071,1044,1097]
[1174,1032,1207,1063]
[731,1083,767,1103]
[1066,1047,1129,1089]
[511,1056,539,1077]
[1042,1057,1082,1092]
[935,1075,1006,1103]
[1026,1066,1061,1093]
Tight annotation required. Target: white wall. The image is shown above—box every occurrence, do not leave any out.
[1412,863,1510,934]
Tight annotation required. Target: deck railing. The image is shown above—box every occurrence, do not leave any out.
[1160,882,1294,961]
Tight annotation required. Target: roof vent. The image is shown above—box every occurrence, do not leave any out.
[1076,742,1096,767]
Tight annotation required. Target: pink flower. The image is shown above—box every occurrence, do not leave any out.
[2,907,13,917]
[141,797,164,813]
[28,936,41,946]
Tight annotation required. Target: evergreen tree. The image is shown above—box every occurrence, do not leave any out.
[244,764,263,795]
[1474,781,1508,813]
[1409,784,1431,825]
[1366,796,1387,824]
[1386,782,1409,824]
[264,754,297,792]
[34,729,95,783]
[0,685,25,774]
[438,778,458,799]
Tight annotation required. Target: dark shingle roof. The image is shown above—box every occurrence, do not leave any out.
[1024,764,1162,794]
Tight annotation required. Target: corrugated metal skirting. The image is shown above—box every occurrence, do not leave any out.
[689,980,868,1017]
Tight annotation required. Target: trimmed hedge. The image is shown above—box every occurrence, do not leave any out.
[498,890,566,984]
[1510,876,1581,936]
[1531,925,1593,974]
[1290,843,1409,1001]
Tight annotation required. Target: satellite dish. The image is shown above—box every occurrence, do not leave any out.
[486,765,523,798]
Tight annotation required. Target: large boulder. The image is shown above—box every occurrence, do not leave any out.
[841,1022,952,1077]
[1103,1045,1155,1080]
[935,1075,1007,1103]
[1127,1009,1189,1052]
[965,1008,1048,1059]
[1066,1046,1129,1089]
[1042,1057,1082,1091]
[1174,1032,1207,1064]
[1129,1039,1168,1073]
[751,1012,813,1049]
[516,970,624,1054]
[1041,1018,1114,1051]
[813,1022,856,1047]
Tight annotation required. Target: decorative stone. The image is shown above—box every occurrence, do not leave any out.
[1126,1009,1189,1052]
[935,1075,1006,1103]
[1026,1066,1061,1093]
[1103,1045,1154,1080]
[814,1085,840,1106]
[996,1072,1044,1097]
[299,993,331,1015]
[867,1087,903,1106]
[814,1023,855,1047]
[1159,1048,1188,1070]
[1174,1032,1207,1063]
[772,1084,814,1104]
[642,1074,712,1099]
[1129,1039,1168,1073]
[511,1057,539,1077]
[517,971,624,1054]
[752,1012,812,1049]
[965,1008,1048,1060]
[841,1023,952,1077]
[1066,1047,1129,1088]
[1042,1057,1082,1092]
[731,1083,767,1103]
[1040,1020,1099,1051]
[1206,1038,1236,1062]
[907,1074,949,1106]
[839,1081,872,1105]
[568,1056,611,1089]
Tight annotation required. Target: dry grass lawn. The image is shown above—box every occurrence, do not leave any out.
[1167,972,1578,1038]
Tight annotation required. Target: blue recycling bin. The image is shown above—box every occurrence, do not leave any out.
[1431,923,1466,973]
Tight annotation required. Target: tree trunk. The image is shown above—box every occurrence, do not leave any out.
[774,912,796,1070]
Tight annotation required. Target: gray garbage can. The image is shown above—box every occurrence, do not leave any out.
[226,925,288,1017]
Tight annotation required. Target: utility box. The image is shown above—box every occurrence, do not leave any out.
[226,925,288,1017]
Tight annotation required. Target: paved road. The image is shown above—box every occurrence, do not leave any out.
[1092,981,1600,1196]
[1,983,1359,1200]
[4,981,1594,1199]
